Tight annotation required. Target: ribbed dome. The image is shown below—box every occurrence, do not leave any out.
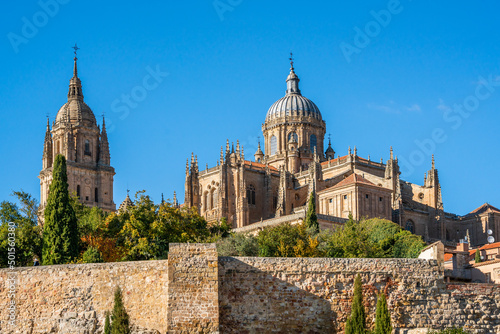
[266,94,321,121]
[55,99,96,124]
[265,65,322,122]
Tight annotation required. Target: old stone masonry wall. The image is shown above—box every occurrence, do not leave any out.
[0,244,499,333]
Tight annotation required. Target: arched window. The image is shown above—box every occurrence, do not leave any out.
[310,134,317,152]
[209,190,214,210]
[94,188,99,203]
[84,140,91,156]
[203,191,208,212]
[270,136,277,155]
[76,185,80,199]
[247,185,256,205]
[405,220,415,234]
[288,132,298,143]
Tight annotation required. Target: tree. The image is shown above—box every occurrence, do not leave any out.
[111,286,130,334]
[82,246,104,263]
[217,233,259,257]
[374,292,392,334]
[305,192,319,234]
[345,274,366,334]
[42,154,79,265]
[104,311,111,334]
[475,249,481,263]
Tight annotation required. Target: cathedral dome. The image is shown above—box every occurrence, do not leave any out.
[55,99,96,124]
[265,62,322,122]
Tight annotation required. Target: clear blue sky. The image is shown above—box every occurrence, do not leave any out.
[1,0,499,215]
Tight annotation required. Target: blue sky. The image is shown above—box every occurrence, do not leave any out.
[1,0,499,215]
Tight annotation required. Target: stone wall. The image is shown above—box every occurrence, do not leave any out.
[167,243,219,333]
[0,244,499,333]
[0,260,169,333]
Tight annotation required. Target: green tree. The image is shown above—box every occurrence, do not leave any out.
[345,274,366,334]
[104,311,111,334]
[305,192,319,234]
[217,233,259,256]
[82,246,104,263]
[42,154,79,265]
[111,287,130,334]
[0,191,43,268]
[475,249,481,263]
[374,292,392,334]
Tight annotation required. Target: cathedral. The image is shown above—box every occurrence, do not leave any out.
[185,58,500,247]
[39,52,116,212]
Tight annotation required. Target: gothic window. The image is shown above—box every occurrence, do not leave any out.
[270,136,277,155]
[203,191,208,212]
[247,185,256,205]
[310,134,317,152]
[209,189,214,210]
[288,132,298,143]
[405,220,415,234]
[95,188,99,203]
[76,185,80,199]
[84,140,91,156]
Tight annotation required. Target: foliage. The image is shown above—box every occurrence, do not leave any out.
[110,286,130,334]
[345,274,366,334]
[82,246,104,263]
[0,191,43,268]
[217,233,259,256]
[42,154,79,264]
[305,192,319,234]
[104,311,111,334]
[209,217,231,239]
[256,222,322,257]
[374,292,392,334]
[322,216,426,259]
[475,249,481,263]
[429,329,471,334]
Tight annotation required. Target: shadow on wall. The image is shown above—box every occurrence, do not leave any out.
[218,257,337,333]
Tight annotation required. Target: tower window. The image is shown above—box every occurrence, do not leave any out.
[270,136,277,155]
[95,188,99,203]
[366,194,369,199]
[310,134,317,152]
[247,185,256,205]
[84,140,91,156]
[288,132,298,143]
[76,185,80,199]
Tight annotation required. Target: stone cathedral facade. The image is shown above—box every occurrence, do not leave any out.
[185,60,500,247]
[39,56,116,212]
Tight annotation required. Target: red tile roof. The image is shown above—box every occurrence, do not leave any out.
[331,173,376,188]
[244,160,278,172]
[468,242,500,256]
[444,253,453,262]
[468,203,500,215]
[321,155,348,166]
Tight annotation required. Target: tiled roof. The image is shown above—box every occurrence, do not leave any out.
[468,203,500,216]
[468,242,500,256]
[331,173,376,188]
[244,160,278,172]
[473,258,500,268]
[444,253,453,262]
[321,155,348,166]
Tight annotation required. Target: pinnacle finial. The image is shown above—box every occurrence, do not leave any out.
[72,43,79,77]
[390,146,394,160]
[354,146,357,156]
[289,52,294,71]
[348,146,352,155]
[432,154,435,169]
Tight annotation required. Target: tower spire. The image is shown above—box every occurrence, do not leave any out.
[68,44,83,101]
[286,52,301,95]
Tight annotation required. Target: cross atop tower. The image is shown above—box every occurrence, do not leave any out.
[72,43,80,58]
[289,52,294,70]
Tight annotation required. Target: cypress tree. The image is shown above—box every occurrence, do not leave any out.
[305,192,319,234]
[42,154,79,264]
[475,249,481,263]
[345,274,366,334]
[374,292,392,334]
[111,286,130,334]
[104,311,111,334]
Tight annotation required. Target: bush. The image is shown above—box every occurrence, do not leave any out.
[82,246,104,263]
[217,233,259,257]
